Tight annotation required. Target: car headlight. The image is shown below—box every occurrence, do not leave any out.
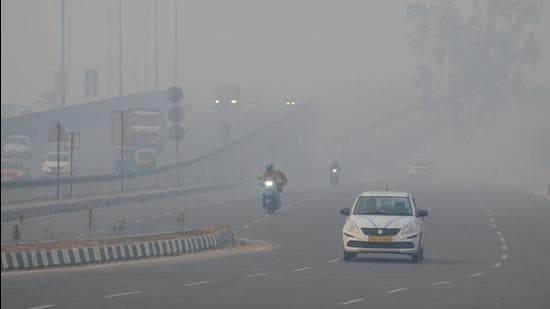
[344,221,360,235]
[264,180,274,187]
[214,99,220,104]
[231,99,238,104]
[332,169,338,173]
[402,223,418,234]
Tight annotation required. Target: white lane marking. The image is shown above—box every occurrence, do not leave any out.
[328,258,340,264]
[73,234,86,239]
[502,254,508,259]
[387,288,408,294]
[135,219,144,223]
[292,267,311,272]
[97,229,107,233]
[151,215,158,219]
[492,224,497,228]
[27,305,56,309]
[253,219,261,223]
[245,273,269,278]
[488,213,493,217]
[432,281,453,286]
[164,211,173,216]
[340,298,364,305]
[184,281,214,287]
[105,291,143,298]
[497,231,502,236]
[243,224,251,229]
[501,245,508,251]
[493,263,502,268]
[233,230,240,234]
[469,272,484,278]
[490,218,496,223]
[499,237,505,242]
[264,214,270,218]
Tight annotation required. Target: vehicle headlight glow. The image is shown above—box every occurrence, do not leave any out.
[214,99,220,104]
[332,169,338,173]
[402,223,418,234]
[344,221,360,235]
[264,180,274,187]
[231,99,238,104]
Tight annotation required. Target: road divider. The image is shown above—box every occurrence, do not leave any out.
[1,225,233,272]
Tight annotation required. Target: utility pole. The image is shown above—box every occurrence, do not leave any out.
[174,0,179,85]
[60,0,66,107]
[120,112,125,192]
[118,0,123,97]
[57,123,61,199]
[154,0,159,92]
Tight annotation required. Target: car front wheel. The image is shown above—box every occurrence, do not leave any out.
[343,251,356,261]
[410,247,423,263]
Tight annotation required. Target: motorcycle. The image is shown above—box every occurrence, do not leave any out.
[260,178,281,214]
[329,168,340,187]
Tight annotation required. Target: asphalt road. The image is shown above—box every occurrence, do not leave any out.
[2,179,550,308]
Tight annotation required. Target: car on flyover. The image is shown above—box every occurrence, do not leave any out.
[41,152,72,179]
[339,191,428,263]
[1,158,30,182]
[1,134,32,159]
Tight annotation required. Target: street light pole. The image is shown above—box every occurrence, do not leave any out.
[60,0,66,107]
[154,0,159,92]
[118,0,123,97]
[174,0,179,85]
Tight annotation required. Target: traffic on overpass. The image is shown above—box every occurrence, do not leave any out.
[2,1,550,308]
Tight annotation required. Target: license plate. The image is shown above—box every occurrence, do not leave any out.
[368,236,392,242]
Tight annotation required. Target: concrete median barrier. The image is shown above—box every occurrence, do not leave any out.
[1,225,233,272]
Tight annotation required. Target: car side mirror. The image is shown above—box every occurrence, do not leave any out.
[339,208,350,216]
[417,209,428,218]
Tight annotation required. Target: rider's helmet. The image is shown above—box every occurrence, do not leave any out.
[266,163,274,171]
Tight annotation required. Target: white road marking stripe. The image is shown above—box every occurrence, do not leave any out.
[502,245,508,250]
[292,267,311,272]
[233,230,240,234]
[502,254,508,259]
[27,305,56,309]
[184,281,213,287]
[493,263,502,268]
[164,211,173,216]
[499,237,505,242]
[488,213,493,217]
[245,273,269,278]
[328,258,340,264]
[492,224,497,228]
[432,281,453,286]
[135,219,144,223]
[105,291,142,298]
[73,234,86,239]
[490,218,495,223]
[497,231,502,236]
[387,288,408,294]
[253,219,261,223]
[469,272,484,278]
[97,229,107,233]
[264,215,270,218]
[340,298,364,305]
[243,224,251,229]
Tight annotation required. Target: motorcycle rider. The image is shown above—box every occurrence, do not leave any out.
[330,160,341,173]
[260,163,288,193]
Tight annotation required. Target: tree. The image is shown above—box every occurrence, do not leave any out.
[407,0,543,126]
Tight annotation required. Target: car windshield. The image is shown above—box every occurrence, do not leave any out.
[46,153,70,162]
[353,196,413,216]
[1,161,23,169]
[7,136,28,145]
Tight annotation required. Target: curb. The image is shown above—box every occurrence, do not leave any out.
[1,182,249,222]
[1,226,233,272]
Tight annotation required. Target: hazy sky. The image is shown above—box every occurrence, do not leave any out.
[2,0,549,107]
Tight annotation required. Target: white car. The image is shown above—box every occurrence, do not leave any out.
[408,159,432,179]
[41,152,72,179]
[339,191,428,263]
[2,135,31,158]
